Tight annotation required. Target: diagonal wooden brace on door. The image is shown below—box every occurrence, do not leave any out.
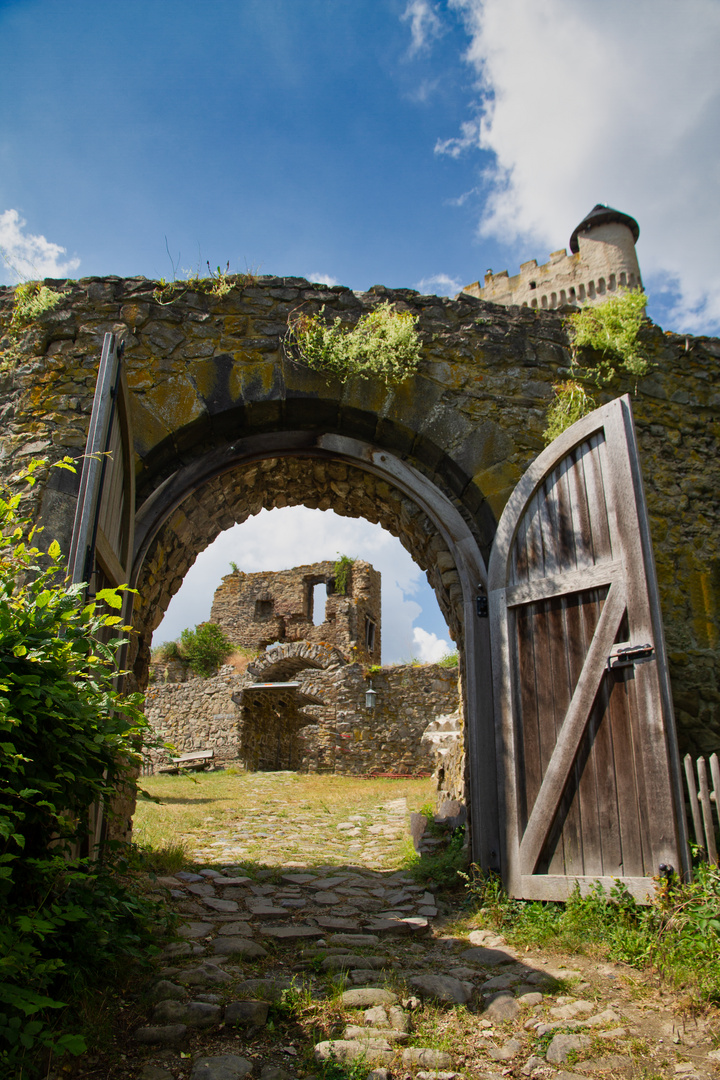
[518,580,628,876]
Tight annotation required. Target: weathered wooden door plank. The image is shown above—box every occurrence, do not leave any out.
[505,560,623,607]
[518,581,627,876]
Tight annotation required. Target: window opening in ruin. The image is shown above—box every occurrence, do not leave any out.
[620,271,627,287]
[529,280,536,289]
[569,287,576,302]
[531,298,538,309]
[578,284,586,301]
[311,581,327,626]
[588,280,596,298]
[551,292,557,308]
[365,617,376,652]
[609,273,616,291]
[541,295,548,308]
[598,277,606,295]
[255,598,273,619]
[560,289,566,305]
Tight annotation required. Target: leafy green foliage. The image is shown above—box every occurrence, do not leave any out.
[7,281,64,335]
[464,863,720,1004]
[544,290,650,443]
[0,462,159,1075]
[568,288,649,384]
[333,555,354,596]
[315,1047,370,1080]
[287,301,421,384]
[178,622,234,677]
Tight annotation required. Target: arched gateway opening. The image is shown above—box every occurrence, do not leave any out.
[53,276,689,899]
[129,437,499,871]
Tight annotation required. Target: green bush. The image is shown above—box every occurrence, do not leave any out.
[286,301,421,384]
[178,622,234,677]
[544,289,650,443]
[0,461,159,1075]
[7,281,64,335]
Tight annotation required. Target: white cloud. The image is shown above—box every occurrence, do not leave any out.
[307,272,340,287]
[401,0,445,56]
[154,506,448,665]
[412,626,454,663]
[0,209,80,283]
[414,272,463,296]
[442,0,720,332]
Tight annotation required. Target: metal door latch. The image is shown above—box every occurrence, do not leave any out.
[607,643,654,670]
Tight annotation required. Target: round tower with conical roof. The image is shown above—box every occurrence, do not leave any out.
[461,203,642,311]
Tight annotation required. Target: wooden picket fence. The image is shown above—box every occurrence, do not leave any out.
[684,753,720,864]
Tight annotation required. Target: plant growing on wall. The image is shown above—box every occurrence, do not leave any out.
[544,289,651,443]
[333,555,354,595]
[286,301,421,384]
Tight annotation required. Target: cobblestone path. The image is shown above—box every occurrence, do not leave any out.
[74,776,720,1080]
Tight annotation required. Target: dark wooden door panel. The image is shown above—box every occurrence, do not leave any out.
[489,396,689,901]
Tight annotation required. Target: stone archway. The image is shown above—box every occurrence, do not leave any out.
[5,273,714,879]
[129,435,498,868]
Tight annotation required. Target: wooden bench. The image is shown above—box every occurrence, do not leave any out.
[157,749,215,774]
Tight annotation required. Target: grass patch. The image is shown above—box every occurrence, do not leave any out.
[462,864,720,1005]
[133,770,435,868]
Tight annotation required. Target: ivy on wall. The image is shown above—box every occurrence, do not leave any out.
[544,289,651,443]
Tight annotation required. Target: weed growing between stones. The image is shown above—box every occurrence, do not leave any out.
[285,301,421,384]
[333,554,354,595]
[7,280,64,333]
[151,263,260,306]
[405,827,468,889]
[436,651,459,668]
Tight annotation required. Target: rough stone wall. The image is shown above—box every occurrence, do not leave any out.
[143,666,242,766]
[297,662,460,775]
[143,660,459,775]
[0,275,719,756]
[209,559,381,664]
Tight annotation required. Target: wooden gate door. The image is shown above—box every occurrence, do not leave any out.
[67,332,135,598]
[66,332,135,857]
[488,396,689,900]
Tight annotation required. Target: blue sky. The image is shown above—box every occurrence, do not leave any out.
[2,0,719,660]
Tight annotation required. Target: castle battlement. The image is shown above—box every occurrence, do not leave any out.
[462,204,642,312]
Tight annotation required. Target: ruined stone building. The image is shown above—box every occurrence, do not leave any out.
[462,204,642,312]
[145,559,459,777]
[209,559,381,665]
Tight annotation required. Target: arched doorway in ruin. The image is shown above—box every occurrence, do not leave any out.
[129,435,498,870]
[231,642,349,773]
